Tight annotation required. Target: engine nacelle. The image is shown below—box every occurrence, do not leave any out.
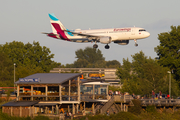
[114,40,129,45]
[99,36,111,44]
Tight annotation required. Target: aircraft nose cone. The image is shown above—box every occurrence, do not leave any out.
[146,32,150,37]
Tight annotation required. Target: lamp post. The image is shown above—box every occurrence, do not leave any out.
[14,63,16,93]
[167,71,171,98]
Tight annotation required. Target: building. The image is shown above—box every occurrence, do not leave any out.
[2,73,109,117]
[50,68,120,86]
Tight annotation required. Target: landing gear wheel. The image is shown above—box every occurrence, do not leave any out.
[135,43,138,47]
[93,44,98,48]
[105,44,110,49]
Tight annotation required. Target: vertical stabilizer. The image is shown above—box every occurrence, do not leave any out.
[48,13,69,40]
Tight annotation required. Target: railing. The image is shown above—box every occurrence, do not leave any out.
[141,99,180,106]
[81,94,107,101]
[113,95,134,103]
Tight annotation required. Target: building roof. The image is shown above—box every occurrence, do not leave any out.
[2,101,38,107]
[34,103,58,107]
[15,73,82,84]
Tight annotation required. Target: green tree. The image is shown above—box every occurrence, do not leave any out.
[0,41,60,72]
[116,51,179,96]
[73,59,89,68]
[0,52,14,86]
[155,25,180,82]
[74,47,105,68]
[106,60,121,68]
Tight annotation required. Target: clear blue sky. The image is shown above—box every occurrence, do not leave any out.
[1,0,180,65]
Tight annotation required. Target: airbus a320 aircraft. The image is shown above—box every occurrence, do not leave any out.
[43,13,150,49]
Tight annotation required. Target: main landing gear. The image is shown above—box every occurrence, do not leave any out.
[105,44,110,49]
[93,44,110,49]
[134,39,138,47]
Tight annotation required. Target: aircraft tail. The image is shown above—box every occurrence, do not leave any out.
[48,13,70,40]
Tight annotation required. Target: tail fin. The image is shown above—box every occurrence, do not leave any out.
[48,13,70,40]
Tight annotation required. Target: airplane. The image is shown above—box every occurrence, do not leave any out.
[43,13,150,49]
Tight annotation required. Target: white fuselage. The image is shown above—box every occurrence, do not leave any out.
[66,27,150,42]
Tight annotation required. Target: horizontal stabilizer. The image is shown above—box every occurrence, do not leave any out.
[41,32,57,36]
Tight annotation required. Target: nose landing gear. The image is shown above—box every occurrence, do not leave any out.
[134,39,138,47]
[93,44,98,48]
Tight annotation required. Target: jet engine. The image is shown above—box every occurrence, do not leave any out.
[114,40,129,45]
[99,36,111,44]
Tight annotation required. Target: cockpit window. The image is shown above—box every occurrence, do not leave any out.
[139,29,146,32]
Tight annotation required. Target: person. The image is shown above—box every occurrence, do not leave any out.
[132,93,136,99]
[167,94,170,99]
[152,90,155,99]
[69,112,72,117]
[159,91,162,99]
[113,111,116,114]
[106,110,109,116]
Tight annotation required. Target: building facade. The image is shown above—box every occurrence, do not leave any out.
[2,73,109,117]
[50,68,120,86]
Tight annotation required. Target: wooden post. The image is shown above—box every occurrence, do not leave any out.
[77,104,79,113]
[46,85,48,101]
[52,106,54,114]
[69,80,71,101]
[20,106,22,117]
[73,103,75,114]
[84,102,85,111]
[68,105,70,112]
[106,85,108,99]
[92,103,94,114]
[78,76,80,102]
[93,85,95,99]
[59,85,61,101]
[17,85,19,101]
[11,106,13,116]
[121,103,122,111]
[126,105,128,112]
[31,85,33,101]
[56,105,58,114]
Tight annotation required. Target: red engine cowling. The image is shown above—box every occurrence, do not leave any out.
[114,40,129,45]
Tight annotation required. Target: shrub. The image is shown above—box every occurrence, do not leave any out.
[146,105,157,113]
[33,115,50,120]
[128,99,142,115]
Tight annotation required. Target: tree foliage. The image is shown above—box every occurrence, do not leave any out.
[65,47,121,68]
[0,41,60,72]
[155,25,180,82]
[0,52,14,86]
[75,47,105,64]
[0,41,61,86]
[116,51,179,97]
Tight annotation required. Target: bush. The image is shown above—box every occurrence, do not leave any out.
[146,105,157,113]
[33,115,50,120]
[128,99,142,115]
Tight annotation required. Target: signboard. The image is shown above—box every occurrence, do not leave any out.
[19,78,40,82]
[88,73,105,79]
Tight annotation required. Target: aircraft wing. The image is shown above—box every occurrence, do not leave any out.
[64,30,103,40]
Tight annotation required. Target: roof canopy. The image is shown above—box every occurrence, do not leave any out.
[15,73,82,84]
[2,101,38,107]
